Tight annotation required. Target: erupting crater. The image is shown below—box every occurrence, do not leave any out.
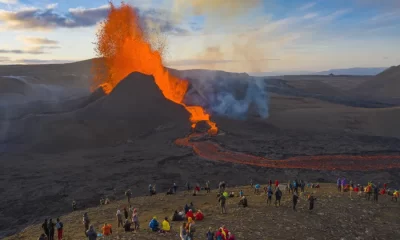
[92,2,217,135]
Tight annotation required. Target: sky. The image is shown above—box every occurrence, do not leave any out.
[0,0,399,73]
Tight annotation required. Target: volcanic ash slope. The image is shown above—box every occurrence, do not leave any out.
[1,72,191,153]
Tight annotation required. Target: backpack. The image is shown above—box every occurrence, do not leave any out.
[56,222,63,229]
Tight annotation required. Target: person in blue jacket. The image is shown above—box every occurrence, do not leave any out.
[149,217,159,232]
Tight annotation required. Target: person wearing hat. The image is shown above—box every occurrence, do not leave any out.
[149,216,159,232]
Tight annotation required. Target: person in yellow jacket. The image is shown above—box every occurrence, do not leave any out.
[393,190,399,202]
[162,217,171,232]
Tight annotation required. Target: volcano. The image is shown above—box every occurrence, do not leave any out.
[0,72,191,153]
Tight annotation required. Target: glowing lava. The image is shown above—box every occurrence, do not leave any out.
[93,2,217,135]
[176,133,400,171]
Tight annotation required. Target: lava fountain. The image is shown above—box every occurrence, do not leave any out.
[92,2,217,135]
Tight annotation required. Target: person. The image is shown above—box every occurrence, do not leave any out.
[219,181,226,192]
[124,207,129,220]
[125,189,132,203]
[180,222,187,240]
[366,184,372,201]
[162,217,171,233]
[300,180,305,193]
[83,213,90,232]
[149,217,159,232]
[373,185,379,202]
[254,183,261,194]
[47,218,55,240]
[221,225,229,237]
[189,202,196,212]
[239,190,244,197]
[186,181,191,191]
[215,228,225,240]
[166,188,173,195]
[184,204,190,214]
[350,180,354,189]
[123,219,131,232]
[173,183,178,193]
[269,179,272,186]
[205,181,211,193]
[229,192,235,198]
[102,223,112,236]
[104,197,110,205]
[267,187,273,205]
[275,179,279,189]
[218,193,227,214]
[238,196,248,208]
[172,210,184,221]
[275,187,282,206]
[194,210,204,221]
[341,178,346,193]
[392,190,399,202]
[186,209,194,220]
[55,218,63,240]
[148,184,153,196]
[206,227,214,240]
[308,195,316,210]
[86,225,97,240]
[250,179,253,187]
[38,233,48,240]
[288,181,293,193]
[337,177,341,192]
[72,200,77,211]
[116,209,123,228]
[132,208,139,230]
[384,183,388,189]
[293,180,298,193]
[186,217,196,240]
[292,192,299,211]
[152,184,157,195]
[228,231,236,240]
[100,197,105,205]
[42,219,49,238]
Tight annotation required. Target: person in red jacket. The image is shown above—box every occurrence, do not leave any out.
[185,209,194,220]
[194,210,204,221]
[221,225,229,236]
[275,180,279,189]
[215,228,226,240]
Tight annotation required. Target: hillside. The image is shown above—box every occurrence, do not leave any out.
[355,65,400,100]
[6,183,399,240]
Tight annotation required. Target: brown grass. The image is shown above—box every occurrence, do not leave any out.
[6,183,399,240]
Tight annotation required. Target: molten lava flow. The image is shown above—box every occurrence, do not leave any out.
[176,133,400,171]
[93,2,217,134]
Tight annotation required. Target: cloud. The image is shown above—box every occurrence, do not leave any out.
[0,48,45,54]
[0,3,191,35]
[0,5,110,30]
[299,2,316,11]
[303,13,318,19]
[0,56,11,63]
[22,37,59,45]
[14,59,75,64]
[0,0,18,4]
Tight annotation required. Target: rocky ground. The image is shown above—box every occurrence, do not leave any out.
[6,184,400,240]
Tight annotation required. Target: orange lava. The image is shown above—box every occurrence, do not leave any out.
[176,133,400,171]
[92,2,217,135]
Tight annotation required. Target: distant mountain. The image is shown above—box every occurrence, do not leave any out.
[316,67,387,76]
[250,67,388,77]
[249,71,314,77]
